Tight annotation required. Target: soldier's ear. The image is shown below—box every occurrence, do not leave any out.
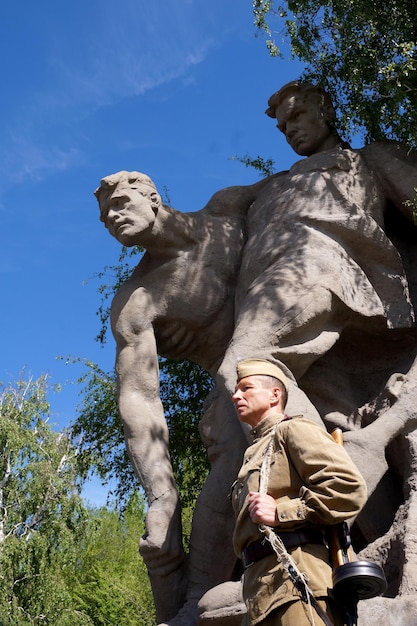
[270,387,281,406]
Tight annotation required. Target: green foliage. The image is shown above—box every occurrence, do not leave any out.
[253,0,281,56]
[0,376,156,624]
[253,0,417,145]
[70,359,133,503]
[0,374,82,541]
[68,493,155,626]
[229,153,276,177]
[405,187,417,225]
[72,357,211,509]
[159,359,212,507]
[0,375,93,624]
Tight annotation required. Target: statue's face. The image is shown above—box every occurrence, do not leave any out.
[275,93,334,156]
[100,180,159,245]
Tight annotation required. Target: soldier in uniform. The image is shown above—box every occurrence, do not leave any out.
[231,359,367,625]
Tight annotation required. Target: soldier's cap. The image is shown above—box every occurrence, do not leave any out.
[236,359,289,392]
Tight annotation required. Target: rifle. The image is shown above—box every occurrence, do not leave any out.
[329,429,387,625]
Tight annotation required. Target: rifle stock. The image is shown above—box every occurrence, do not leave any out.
[329,428,354,568]
[328,429,387,625]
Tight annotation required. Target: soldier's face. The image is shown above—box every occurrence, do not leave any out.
[232,376,280,427]
[275,94,332,156]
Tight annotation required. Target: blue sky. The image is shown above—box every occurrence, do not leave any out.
[1,1,304,503]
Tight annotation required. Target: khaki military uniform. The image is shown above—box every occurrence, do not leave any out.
[232,414,367,625]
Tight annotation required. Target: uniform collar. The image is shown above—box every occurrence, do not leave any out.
[250,413,287,442]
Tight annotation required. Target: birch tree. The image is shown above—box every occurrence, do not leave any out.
[253,0,417,145]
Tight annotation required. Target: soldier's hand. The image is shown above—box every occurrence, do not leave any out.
[248,491,278,526]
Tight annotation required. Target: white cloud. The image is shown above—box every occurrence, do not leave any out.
[0,0,233,192]
[0,134,82,183]
[28,0,223,113]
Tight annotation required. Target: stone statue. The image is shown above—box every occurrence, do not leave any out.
[95,81,417,625]
[95,171,275,623]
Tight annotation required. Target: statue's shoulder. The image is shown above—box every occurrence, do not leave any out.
[202,175,282,218]
[360,140,417,164]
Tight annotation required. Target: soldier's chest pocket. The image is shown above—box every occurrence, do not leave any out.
[234,456,261,496]
[269,448,292,493]
[230,471,258,510]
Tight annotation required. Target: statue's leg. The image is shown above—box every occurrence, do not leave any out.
[217,338,324,427]
[190,389,247,595]
[218,283,347,425]
[158,386,248,625]
[115,328,186,622]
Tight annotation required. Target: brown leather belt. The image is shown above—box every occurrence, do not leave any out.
[241,528,324,569]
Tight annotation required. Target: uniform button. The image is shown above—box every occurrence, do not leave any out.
[280,512,286,519]
[297,510,302,518]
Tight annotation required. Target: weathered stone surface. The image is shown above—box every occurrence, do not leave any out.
[198,582,245,625]
[357,596,417,626]
[96,83,417,625]
[198,589,417,626]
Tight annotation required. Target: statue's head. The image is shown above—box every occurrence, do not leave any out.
[95,171,161,245]
[95,171,161,222]
[266,81,340,156]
